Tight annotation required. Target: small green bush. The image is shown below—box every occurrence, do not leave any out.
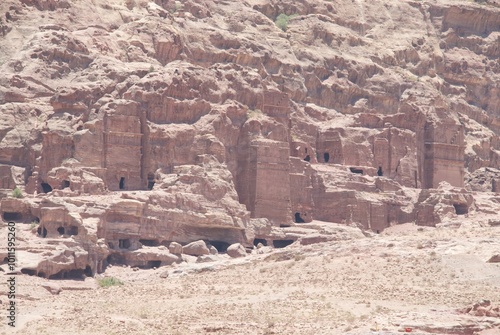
[97,277,124,288]
[12,187,23,199]
[275,13,297,32]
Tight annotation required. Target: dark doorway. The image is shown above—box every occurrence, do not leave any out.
[324,152,330,163]
[349,167,363,174]
[57,227,65,235]
[62,180,70,189]
[119,239,131,249]
[304,155,311,162]
[208,241,230,252]
[273,240,294,248]
[41,182,52,193]
[84,265,93,277]
[3,212,22,221]
[37,226,47,238]
[294,212,305,223]
[453,203,468,215]
[119,177,125,190]
[147,173,155,190]
[377,166,383,176]
[106,253,126,266]
[67,226,78,236]
[253,238,267,247]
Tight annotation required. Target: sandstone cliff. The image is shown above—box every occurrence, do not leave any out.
[0,0,499,278]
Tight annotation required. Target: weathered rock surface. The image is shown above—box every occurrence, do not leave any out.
[0,0,499,277]
[226,243,247,258]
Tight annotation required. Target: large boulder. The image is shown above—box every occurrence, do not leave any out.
[226,243,246,258]
[169,242,183,254]
[182,240,209,256]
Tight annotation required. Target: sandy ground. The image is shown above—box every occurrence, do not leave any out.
[1,221,499,335]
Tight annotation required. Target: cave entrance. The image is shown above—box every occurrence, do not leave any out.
[62,180,70,189]
[67,226,78,236]
[57,227,65,235]
[349,167,363,174]
[144,260,162,269]
[37,226,47,238]
[147,173,155,190]
[273,240,294,248]
[377,166,383,176]
[49,269,85,280]
[119,239,131,249]
[453,203,468,215]
[304,155,311,162]
[106,253,126,266]
[294,212,305,223]
[139,239,159,247]
[3,212,22,222]
[324,152,330,163]
[41,182,52,193]
[119,177,125,190]
[253,238,267,247]
[208,241,230,253]
[84,265,93,277]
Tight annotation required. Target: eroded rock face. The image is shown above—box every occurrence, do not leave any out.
[0,0,499,278]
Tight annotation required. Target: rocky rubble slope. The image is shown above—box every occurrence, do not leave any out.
[0,0,499,277]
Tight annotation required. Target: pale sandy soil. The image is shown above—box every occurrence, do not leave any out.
[1,221,500,335]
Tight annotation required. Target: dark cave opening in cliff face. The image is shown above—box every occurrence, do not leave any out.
[106,253,126,266]
[62,180,70,189]
[49,269,86,280]
[349,167,363,174]
[3,212,22,222]
[119,177,125,190]
[273,240,294,248]
[139,239,159,247]
[294,212,305,223]
[324,152,330,163]
[377,166,383,176]
[37,226,47,238]
[41,182,52,193]
[208,241,230,253]
[253,238,267,247]
[453,203,468,215]
[304,155,311,162]
[142,260,162,269]
[67,226,78,236]
[84,265,93,277]
[57,227,65,235]
[119,239,131,249]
